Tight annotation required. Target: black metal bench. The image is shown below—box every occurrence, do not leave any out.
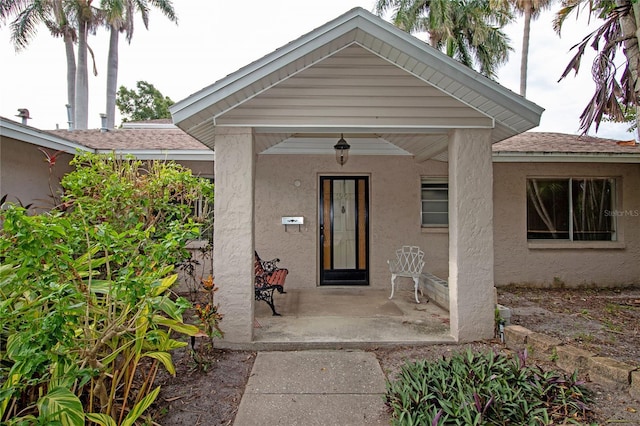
[255,251,288,316]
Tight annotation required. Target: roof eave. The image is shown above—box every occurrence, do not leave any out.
[171,7,543,142]
[492,151,640,163]
[1,117,92,153]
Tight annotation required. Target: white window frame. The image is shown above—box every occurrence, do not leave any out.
[421,177,448,228]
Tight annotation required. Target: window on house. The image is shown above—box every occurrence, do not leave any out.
[421,178,448,227]
[526,178,616,241]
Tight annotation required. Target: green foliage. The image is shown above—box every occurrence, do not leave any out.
[0,153,215,424]
[385,349,593,425]
[374,0,513,78]
[116,81,174,123]
[194,276,224,341]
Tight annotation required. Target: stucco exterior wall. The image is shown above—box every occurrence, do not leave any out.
[0,136,74,212]
[213,128,255,343]
[448,129,494,341]
[493,162,640,287]
[254,154,449,290]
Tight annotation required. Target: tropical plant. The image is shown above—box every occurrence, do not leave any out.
[116,80,174,122]
[102,0,177,129]
[0,152,214,424]
[374,0,513,78]
[385,349,594,425]
[506,0,555,96]
[0,0,78,123]
[0,0,103,129]
[74,0,102,129]
[554,0,640,136]
[195,275,224,343]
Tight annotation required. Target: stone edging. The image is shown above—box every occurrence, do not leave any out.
[505,325,640,399]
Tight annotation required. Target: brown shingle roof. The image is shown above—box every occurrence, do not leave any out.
[47,127,209,151]
[43,128,640,157]
[494,132,640,154]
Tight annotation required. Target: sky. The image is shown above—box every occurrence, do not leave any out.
[0,1,632,140]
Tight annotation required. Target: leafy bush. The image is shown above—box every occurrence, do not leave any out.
[385,349,593,425]
[0,152,214,425]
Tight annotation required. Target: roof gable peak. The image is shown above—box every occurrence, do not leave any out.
[171,7,543,149]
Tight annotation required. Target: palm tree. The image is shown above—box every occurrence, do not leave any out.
[554,0,640,135]
[73,0,102,129]
[1,0,78,123]
[102,0,176,129]
[509,0,554,96]
[375,0,513,78]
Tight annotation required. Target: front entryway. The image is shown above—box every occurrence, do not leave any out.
[319,176,369,285]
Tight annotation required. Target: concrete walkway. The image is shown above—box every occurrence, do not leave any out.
[233,350,391,425]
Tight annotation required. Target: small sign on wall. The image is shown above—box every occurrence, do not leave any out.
[282,216,304,232]
[282,216,304,225]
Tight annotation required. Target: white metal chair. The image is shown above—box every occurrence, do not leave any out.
[387,246,425,303]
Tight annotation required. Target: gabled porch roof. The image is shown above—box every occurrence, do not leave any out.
[171,7,543,162]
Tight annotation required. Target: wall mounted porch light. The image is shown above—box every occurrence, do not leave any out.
[334,133,351,166]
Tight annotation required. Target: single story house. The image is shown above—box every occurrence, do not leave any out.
[1,117,214,212]
[2,8,639,347]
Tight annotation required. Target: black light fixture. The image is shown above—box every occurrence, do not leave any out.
[334,133,350,166]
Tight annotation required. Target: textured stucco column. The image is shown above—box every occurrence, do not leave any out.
[448,129,495,342]
[213,127,255,344]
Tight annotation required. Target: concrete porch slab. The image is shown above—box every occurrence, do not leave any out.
[240,288,454,350]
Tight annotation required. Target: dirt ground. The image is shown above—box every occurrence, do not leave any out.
[152,286,640,425]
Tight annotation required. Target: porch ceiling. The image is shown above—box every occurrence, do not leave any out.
[255,133,449,162]
[171,7,543,162]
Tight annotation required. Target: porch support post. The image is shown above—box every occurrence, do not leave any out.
[213,127,255,344]
[448,129,494,342]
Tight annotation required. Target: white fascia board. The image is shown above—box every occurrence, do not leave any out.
[492,152,640,163]
[171,10,365,125]
[1,118,91,153]
[171,7,544,134]
[222,122,495,132]
[353,19,544,129]
[95,149,215,161]
[169,17,364,130]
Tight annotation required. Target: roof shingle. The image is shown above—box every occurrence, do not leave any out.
[493,132,640,154]
[47,128,209,151]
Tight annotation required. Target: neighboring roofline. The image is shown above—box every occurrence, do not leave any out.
[95,149,215,161]
[121,122,177,129]
[1,116,91,154]
[492,151,640,163]
[1,117,214,162]
[171,7,543,139]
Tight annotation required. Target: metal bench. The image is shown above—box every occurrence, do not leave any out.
[255,251,288,316]
[388,245,426,303]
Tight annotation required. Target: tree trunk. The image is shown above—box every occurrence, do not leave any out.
[520,4,533,97]
[617,0,640,139]
[105,25,119,130]
[75,18,89,130]
[64,35,76,129]
[632,1,640,140]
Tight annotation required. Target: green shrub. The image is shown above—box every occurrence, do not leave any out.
[385,349,593,425]
[0,153,214,425]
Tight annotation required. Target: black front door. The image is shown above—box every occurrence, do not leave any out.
[319,176,369,285]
